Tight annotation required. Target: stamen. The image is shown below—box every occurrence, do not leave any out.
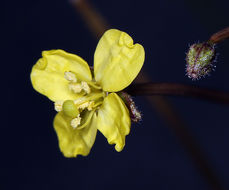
[77,110,95,130]
[93,100,103,108]
[69,83,82,93]
[87,101,94,111]
[74,98,86,105]
[78,101,95,110]
[64,71,77,82]
[81,81,91,94]
[78,102,90,110]
[87,81,102,89]
[71,114,81,129]
[74,92,104,106]
[54,101,64,112]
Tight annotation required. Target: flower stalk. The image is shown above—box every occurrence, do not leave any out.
[209,27,229,44]
[126,83,229,105]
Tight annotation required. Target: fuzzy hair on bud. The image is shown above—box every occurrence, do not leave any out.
[118,92,142,122]
[186,41,216,80]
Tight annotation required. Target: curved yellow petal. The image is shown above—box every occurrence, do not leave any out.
[94,29,145,92]
[30,49,92,101]
[97,93,131,152]
[53,111,97,158]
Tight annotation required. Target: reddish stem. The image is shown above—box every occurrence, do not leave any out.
[126,83,229,105]
[209,27,229,43]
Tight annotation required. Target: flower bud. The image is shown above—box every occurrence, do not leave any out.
[186,41,216,80]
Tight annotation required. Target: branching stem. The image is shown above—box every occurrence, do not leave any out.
[126,83,229,105]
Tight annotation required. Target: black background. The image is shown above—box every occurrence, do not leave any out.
[3,0,229,189]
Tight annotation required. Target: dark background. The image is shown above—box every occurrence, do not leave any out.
[3,0,229,189]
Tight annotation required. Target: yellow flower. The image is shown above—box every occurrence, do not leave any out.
[30,29,145,157]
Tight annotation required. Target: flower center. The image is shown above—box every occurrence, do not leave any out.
[54,71,105,129]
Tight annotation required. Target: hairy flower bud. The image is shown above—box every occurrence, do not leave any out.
[186,41,216,80]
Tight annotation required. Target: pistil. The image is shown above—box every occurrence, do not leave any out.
[54,71,107,129]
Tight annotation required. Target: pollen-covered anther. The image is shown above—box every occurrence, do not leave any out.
[69,83,82,93]
[74,98,84,105]
[54,101,64,112]
[78,101,95,111]
[71,114,81,129]
[64,71,77,82]
[81,81,91,94]
[78,101,90,110]
[87,101,95,111]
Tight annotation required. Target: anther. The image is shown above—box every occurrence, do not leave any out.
[74,98,84,105]
[78,102,90,110]
[54,101,64,112]
[69,83,82,93]
[81,81,91,94]
[87,101,94,111]
[64,71,77,82]
[71,115,81,129]
[78,101,94,110]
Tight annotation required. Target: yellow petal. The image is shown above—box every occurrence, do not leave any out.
[53,111,97,158]
[94,29,145,92]
[30,49,92,101]
[97,93,131,152]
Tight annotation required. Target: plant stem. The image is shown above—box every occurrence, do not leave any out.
[209,27,229,43]
[73,2,225,189]
[70,0,109,39]
[126,83,229,105]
